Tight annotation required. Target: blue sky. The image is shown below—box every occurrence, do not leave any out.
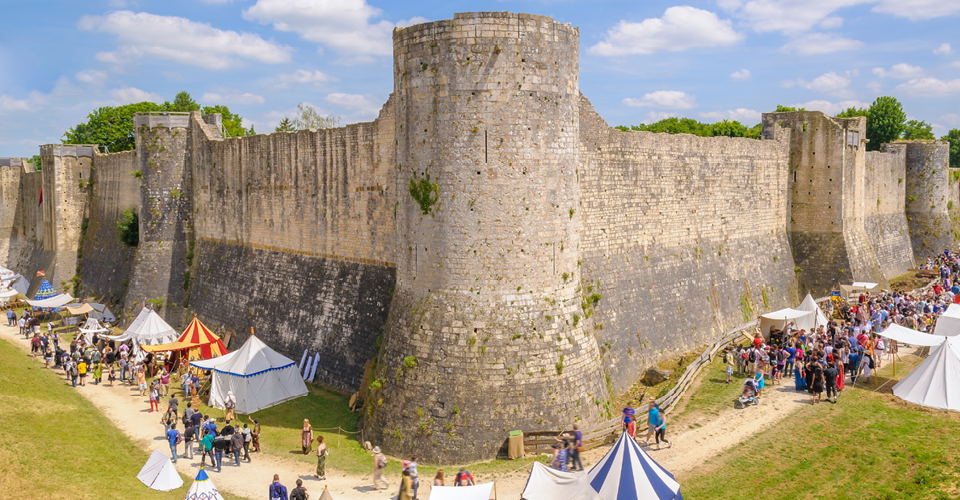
[1,0,959,157]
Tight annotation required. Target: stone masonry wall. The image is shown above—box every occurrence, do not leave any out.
[762,112,885,295]
[903,141,958,260]
[37,145,93,295]
[187,102,398,390]
[0,162,43,278]
[370,12,609,465]
[863,145,914,279]
[580,97,798,393]
[77,150,140,306]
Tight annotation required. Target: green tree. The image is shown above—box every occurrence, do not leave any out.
[64,101,165,152]
[202,105,255,137]
[615,117,762,139]
[902,119,935,140]
[865,96,907,151]
[29,155,41,170]
[774,105,805,112]
[293,103,340,130]
[166,91,200,112]
[275,117,297,132]
[941,129,960,169]
[836,107,868,118]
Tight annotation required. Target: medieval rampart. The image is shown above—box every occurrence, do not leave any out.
[902,141,957,259]
[863,145,915,279]
[0,159,43,279]
[580,97,798,392]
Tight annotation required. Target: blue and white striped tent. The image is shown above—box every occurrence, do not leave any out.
[33,279,57,300]
[586,432,683,500]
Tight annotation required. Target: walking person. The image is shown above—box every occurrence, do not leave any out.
[213,433,227,472]
[433,470,444,487]
[224,390,237,421]
[399,469,414,500]
[315,436,328,480]
[621,401,636,439]
[77,358,87,386]
[570,425,584,471]
[230,428,244,467]
[724,348,735,383]
[166,423,181,463]
[249,417,261,453]
[200,430,214,468]
[811,357,825,404]
[290,479,309,500]
[643,400,658,445]
[137,367,147,396]
[372,446,389,490]
[408,455,419,499]
[301,419,313,454]
[241,424,252,462]
[183,422,195,460]
[269,475,288,500]
[150,384,160,413]
[654,411,671,450]
[161,406,176,434]
[824,360,840,404]
[454,467,475,486]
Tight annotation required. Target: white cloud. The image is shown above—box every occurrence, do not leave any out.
[622,91,698,109]
[894,78,960,97]
[795,72,852,96]
[718,0,864,35]
[819,16,844,29]
[243,0,415,57]
[730,69,752,81]
[324,93,382,117]
[934,43,954,55]
[780,79,796,88]
[782,32,863,56]
[872,63,925,79]
[588,6,742,57]
[643,111,681,124]
[269,70,336,90]
[940,114,960,127]
[0,92,46,114]
[78,11,293,69]
[866,81,883,93]
[792,99,871,115]
[699,108,762,123]
[872,0,960,21]
[396,17,430,28]
[201,92,266,105]
[109,87,162,104]
[75,70,108,85]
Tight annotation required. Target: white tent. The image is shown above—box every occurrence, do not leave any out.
[0,266,15,279]
[88,302,117,323]
[893,337,960,412]
[185,467,223,500]
[795,293,829,332]
[431,482,496,500]
[934,304,960,337]
[78,318,111,344]
[25,293,75,308]
[881,324,946,347]
[0,289,27,303]
[137,449,183,492]
[585,432,682,500]
[1,274,29,295]
[104,307,178,362]
[521,462,597,500]
[759,308,811,336]
[190,335,308,414]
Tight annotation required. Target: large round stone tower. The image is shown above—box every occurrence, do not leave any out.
[903,141,957,260]
[365,12,609,464]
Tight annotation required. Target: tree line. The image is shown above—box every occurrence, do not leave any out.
[616,96,959,168]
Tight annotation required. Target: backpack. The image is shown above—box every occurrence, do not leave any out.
[776,350,786,363]
[748,350,757,363]
[290,488,307,500]
[377,454,387,469]
[226,398,235,409]
[175,431,183,445]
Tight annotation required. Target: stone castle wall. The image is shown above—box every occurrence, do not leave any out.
[579,97,798,393]
[188,103,398,392]
[864,145,914,279]
[903,141,957,260]
[77,150,140,305]
[0,161,43,279]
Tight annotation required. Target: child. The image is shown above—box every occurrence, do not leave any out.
[150,384,160,412]
[108,364,116,387]
[754,369,764,397]
[654,412,671,450]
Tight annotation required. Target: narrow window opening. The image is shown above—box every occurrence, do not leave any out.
[484,130,488,163]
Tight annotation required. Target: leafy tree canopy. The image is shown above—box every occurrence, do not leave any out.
[902,119,935,141]
[615,117,761,139]
[865,96,907,151]
[292,103,340,130]
[63,91,254,152]
[774,105,806,112]
[29,155,42,170]
[836,107,868,118]
[941,129,960,169]
[275,117,297,132]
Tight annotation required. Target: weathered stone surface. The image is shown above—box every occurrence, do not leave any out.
[902,141,958,260]
[641,367,673,386]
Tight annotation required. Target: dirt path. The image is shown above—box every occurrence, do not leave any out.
[4,321,896,495]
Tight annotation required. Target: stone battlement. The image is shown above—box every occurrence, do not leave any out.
[1,11,956,464]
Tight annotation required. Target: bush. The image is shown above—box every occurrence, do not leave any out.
[116,209,139,247]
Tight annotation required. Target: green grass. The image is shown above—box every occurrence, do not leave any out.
[680,353,960,499]
[674,356,754,421]
[0,336,247,500]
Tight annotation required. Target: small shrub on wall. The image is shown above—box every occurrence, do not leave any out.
[116,209,139,247]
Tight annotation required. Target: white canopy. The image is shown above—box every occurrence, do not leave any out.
[0,266,15,279]
[104,307,178,361]
[893,337,960,412]
[521,462,598,500]
[0,289,27,303]
[881,324,946,347]
[87,302,116,323]
[185,468,223,500]
[934,304,960,337]
[1,274,29,295]
[795,293,829,331]
[190,335,308,414]
[25,293,75,308]
[759,308,812,336]
[78,318,111,344]
[430,482,496,500]
[137,449,183,491]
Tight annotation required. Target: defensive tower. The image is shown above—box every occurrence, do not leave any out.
[902,141,957,260]
[366,12,608,463]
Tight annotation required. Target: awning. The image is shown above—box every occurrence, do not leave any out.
[760,308,811,321]
[0,289,27,302]
[142,341,197,353]
[25,293,75,308]
[66,303,95,315]
[881,324,946,347]
[430,482,496,500]
[934,304,960,337]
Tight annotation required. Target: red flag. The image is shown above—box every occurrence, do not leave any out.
[36,271,44,277]
[38,186,42,206]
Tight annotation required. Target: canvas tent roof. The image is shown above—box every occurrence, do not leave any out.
[142,317,227,360]
[25,293,75,308]
[0,289,27,302]
[190,335,308,414]
[521,462,598,500]
[430,482,496,500]
[934,304,960,337]
[759,308,813,336]
[66,303,95,315]
[586,432,682,500]
[33,279,57,300]
[104,307,178,361]
[0,266,14,279]
[795,293,829,331]
[1,274,29,295]
[185,468,224,500]
[893,337,960,412]
[78,318,111,343]
[137,449,183,491]
[881,324,946,347]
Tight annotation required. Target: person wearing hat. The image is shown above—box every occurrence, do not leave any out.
[372,446,389,490]
[248,416,261,452]
[225,390,237,421]
[454,467,475,486]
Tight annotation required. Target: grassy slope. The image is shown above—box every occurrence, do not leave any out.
[679,352,960,499]
[0,336,246,500]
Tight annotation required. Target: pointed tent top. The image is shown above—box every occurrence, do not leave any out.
[250,326,255,336]
[893,337,960,412]
[195,468,210,482]
[33,279,57,300]
[587,432,682,500]
[191,335,296,377]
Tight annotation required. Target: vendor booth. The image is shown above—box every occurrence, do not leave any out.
[142,316,228,364]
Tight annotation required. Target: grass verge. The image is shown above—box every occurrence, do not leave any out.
[0,335,247,500]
